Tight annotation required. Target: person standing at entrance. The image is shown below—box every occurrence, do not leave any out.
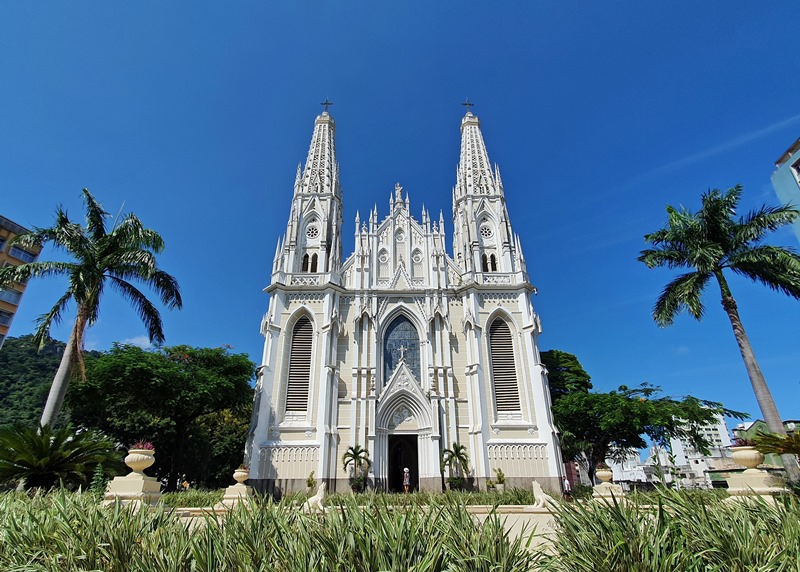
[403,467,411,493]
[562,476,571,500]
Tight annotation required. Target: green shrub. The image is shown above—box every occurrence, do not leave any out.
[162,488,224,507]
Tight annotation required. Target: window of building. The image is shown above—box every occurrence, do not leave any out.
[0,237,6,251]
[0,310,12,326]
[0,288,22,305]
[9,246,35,263]
[383,315,420,383]
[490,254,498,272]
[489,318,521,412]
[310,253,318,273]
[302,254,310,272]
[306,225,320,239]
[481,254,489,272]
[285,316,313,412]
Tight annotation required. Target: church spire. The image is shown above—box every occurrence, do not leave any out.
[451,109,525,279]
[454,111,501,200]
[275,108,344,281]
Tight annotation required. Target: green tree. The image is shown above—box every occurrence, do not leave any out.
[342,444,372,492]
[638,185,800,481]
[67,344,255,490]
[553,383,745,484]
[541,349,592,402]
[0,424,121,491]
[0,190,183,427]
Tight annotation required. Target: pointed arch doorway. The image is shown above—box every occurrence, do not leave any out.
[388,434,418,492]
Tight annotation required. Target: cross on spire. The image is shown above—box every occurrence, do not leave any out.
[462,98,474,112]
[320,98,333,112]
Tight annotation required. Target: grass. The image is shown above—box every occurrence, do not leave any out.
[1,489,798,571]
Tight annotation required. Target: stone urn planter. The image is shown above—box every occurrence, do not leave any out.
[495,483,506,493]
[233,467,249,485]
[595,468,613,483]
[125,449,156,475]
[731,446,764,470]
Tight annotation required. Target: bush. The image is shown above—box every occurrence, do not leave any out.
[161,488,223,507]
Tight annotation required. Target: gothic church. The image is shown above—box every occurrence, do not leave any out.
[246,108,564,493]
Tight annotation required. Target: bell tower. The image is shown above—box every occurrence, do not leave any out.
[272,105,343,284]
[451,110,527,283]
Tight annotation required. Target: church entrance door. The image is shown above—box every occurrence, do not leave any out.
[387,435,418,492]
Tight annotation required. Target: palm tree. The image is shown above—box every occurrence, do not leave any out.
[341,444,372,477]
[0,189,182,426]
[638,185,800,481]
[0,424,121,491]
[441,442,470,477]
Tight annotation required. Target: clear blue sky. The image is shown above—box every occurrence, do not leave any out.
[2,3,799,425]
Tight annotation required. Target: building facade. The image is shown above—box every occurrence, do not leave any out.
[0,216,40,349]
[245,110,563,493]
[771,137,800,244]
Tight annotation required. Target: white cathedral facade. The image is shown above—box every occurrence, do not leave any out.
[245,109,564,493]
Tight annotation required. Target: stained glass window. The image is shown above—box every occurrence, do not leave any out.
[383,316,420,383]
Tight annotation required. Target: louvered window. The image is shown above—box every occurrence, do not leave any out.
[286,316,313,411]
[489,319,520,411]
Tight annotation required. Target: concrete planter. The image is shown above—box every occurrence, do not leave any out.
[731,446,764,470]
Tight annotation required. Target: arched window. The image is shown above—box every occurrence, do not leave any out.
[490,254,498,272]
[481,254,489,272]
[302,254,310,272]
[383,315,420,383]
[311,253,318,272]
[285,316,313,412]
[489,319,520,411]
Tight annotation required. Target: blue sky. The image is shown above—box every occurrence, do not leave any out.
[2,3,799,425]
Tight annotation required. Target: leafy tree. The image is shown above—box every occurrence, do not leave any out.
[441,442,470,477]
[541,349,592,402]
[553,383,746,484]
[67,344,255,490]
[0,424,121,491]
[638,185,800,481]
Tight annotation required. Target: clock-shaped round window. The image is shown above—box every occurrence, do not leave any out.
[395,230,405,242]
[306,226,320,239]
[379,252,389,263]
[412,252,422,263]
[479,225,493,238]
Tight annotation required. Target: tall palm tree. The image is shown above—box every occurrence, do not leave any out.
[0,189,182,426]
[638,185,800,481]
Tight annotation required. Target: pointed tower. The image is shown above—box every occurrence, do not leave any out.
[452,111,525,282]
[273,110,343,283]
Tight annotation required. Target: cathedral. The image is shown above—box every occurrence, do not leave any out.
[245,107,564,493]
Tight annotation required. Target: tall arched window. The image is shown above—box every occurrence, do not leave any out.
[302,254,310,272]
[489,318,520,411]
[481,254,489,272]
[490,254,498,272]
[285,316,313,412]
[310,253,318,272]
[383,315,420,383]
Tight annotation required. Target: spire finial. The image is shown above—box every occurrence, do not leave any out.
[320,98,333,112]
[462,98,474,113]
[395,182,403,201]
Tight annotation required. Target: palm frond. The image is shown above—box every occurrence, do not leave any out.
[81,189,110,240]
[727,245,800,300]
[637,247,690,270]
[107,276,166,343]
[734,203,800,247]
[110,214,165,253]
[652,271,711,326]
[33,291,74,349]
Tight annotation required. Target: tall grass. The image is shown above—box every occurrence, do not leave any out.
[0,492,540,571]
[542,490,800,572]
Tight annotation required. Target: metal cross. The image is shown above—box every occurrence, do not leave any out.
[462,98,474,112]
[397,345,407,360]
[321,98,334,112]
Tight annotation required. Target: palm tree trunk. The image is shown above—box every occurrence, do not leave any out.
[40,327,76,427]
[716,273,800,482]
